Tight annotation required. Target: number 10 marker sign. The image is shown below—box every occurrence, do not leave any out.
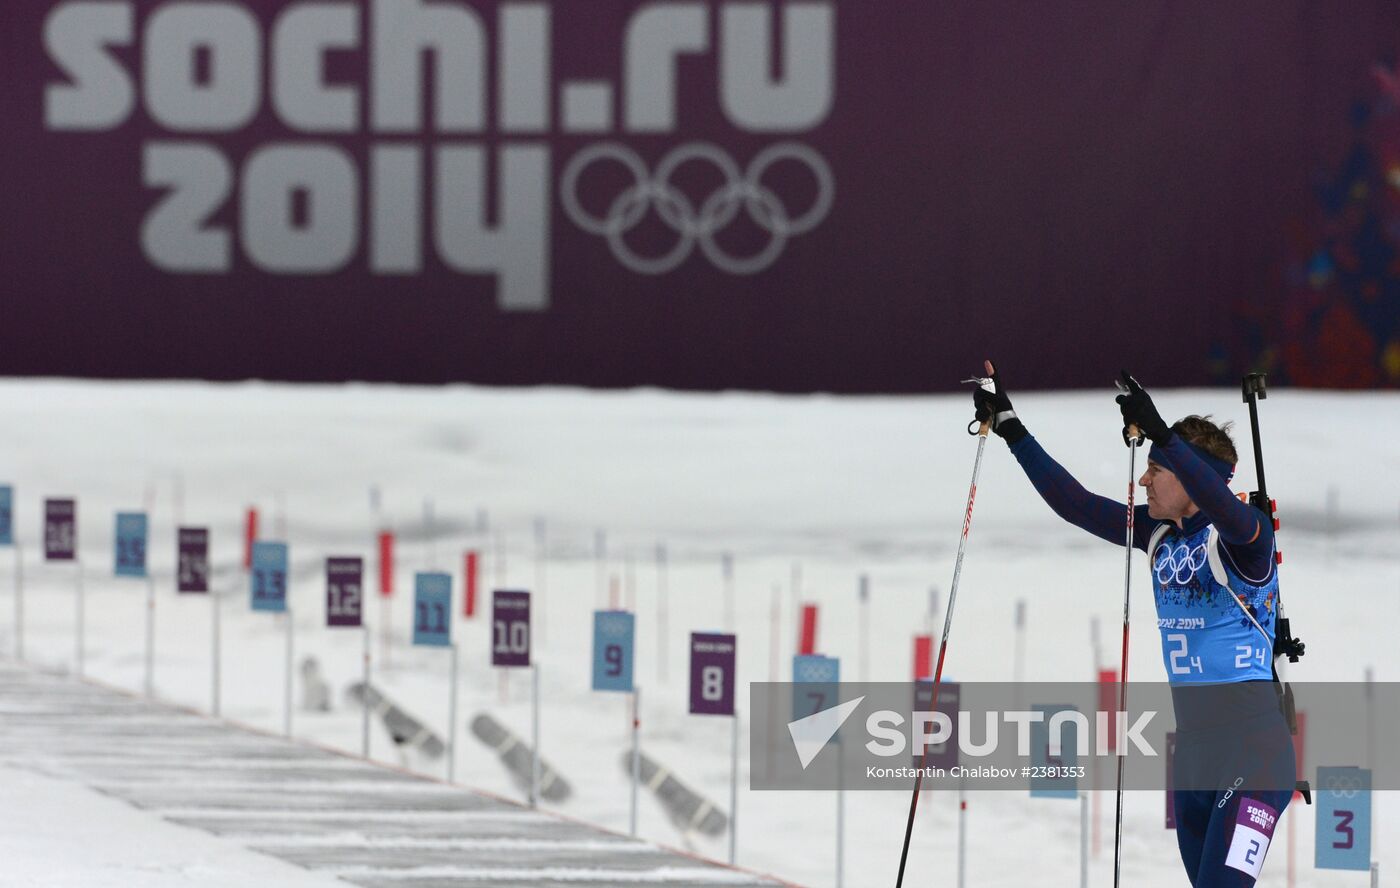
[492,590,531,666]
[177,528,209,593]
[689,633,736,716]
[44,498,76,561]
[592,610,635,692]
[413,572,452,646]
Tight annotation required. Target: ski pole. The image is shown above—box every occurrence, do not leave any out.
[1113,419,1144,888]
[894,375,995,888]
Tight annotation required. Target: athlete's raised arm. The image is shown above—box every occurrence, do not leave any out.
[972,360,1155,550]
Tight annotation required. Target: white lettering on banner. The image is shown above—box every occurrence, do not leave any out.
[42,0,838,308]
[272,3,361,133]
[44,1,134,129]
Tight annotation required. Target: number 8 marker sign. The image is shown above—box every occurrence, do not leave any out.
[413,572,452,646]
[689,633,736,716]
[592,610,635,692]
[492,590,531,666]
[114,512,148,578]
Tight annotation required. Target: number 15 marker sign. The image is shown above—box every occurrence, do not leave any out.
[592,610,635,692]
[689,633,736,716]
[492,590,530,666]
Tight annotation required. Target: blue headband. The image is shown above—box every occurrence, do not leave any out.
[1147,439,1235,484]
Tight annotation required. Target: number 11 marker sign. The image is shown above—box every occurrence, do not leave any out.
[413,573,452,646]
[492,590,531,666]
[689,633,736,716]
[592,610,635,692]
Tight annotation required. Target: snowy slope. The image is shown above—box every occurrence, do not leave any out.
[0,378,1395,887]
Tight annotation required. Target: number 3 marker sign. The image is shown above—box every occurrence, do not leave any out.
[689,633,736,716]
[492,589,530,666]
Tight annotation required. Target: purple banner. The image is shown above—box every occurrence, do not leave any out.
[491,589,531,667]
[326,556,363,627]
[177,527,209,593]
[43,498,76,561]
[913,680,959,771]
[4,3,1399,391]
[689,632,736,716]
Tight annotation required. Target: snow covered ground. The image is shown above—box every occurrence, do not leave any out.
[0,378,1395,887]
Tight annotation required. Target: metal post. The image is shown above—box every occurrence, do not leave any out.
[211,584,221,717]
[530,663,541,806]
[448,643,458,782]
[630,687,641,836]
[144,573,155,696]
[858,574,869,684]
[1372,862,1379,887]
[75,559,84,677]
[728,712,739,865]
[361,624,371,758]
[656,544,668,685]
[283,609,293,737]
[1080,791,1089,888]
[836,739,845,888]
[958,773,967,888]
[14,544,23,661]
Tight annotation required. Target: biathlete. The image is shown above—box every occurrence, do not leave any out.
[971,360,1295,887]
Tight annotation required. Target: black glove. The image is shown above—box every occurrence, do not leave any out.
[971,361,1026,443]
[1114,371,1171,445]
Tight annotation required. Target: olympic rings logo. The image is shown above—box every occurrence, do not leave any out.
[1325,775,1364,798]
[1154,542,1208,586]
[597,614,631,637]
[560,141,835,276]
[797,662,837,683]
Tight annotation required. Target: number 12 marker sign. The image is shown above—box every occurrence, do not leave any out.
[592,610,635,692]
[326,557,364,628]
[114,512,148,578]
[250,542,288,612]
[492,590,530,666]
[689,633,736,716]
[413,572,452,646]
[177,528,209,593]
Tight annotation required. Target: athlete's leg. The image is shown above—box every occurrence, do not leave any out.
[1172,789,1212,885]
[1193,788,1292,887]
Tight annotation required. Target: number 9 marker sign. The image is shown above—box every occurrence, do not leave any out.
[592,610,635,692]
[413,572,452,647]
[491,590,531,666]
[689,632,736,716]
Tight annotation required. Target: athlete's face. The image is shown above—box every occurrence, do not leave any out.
[1140,460,1198,524]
